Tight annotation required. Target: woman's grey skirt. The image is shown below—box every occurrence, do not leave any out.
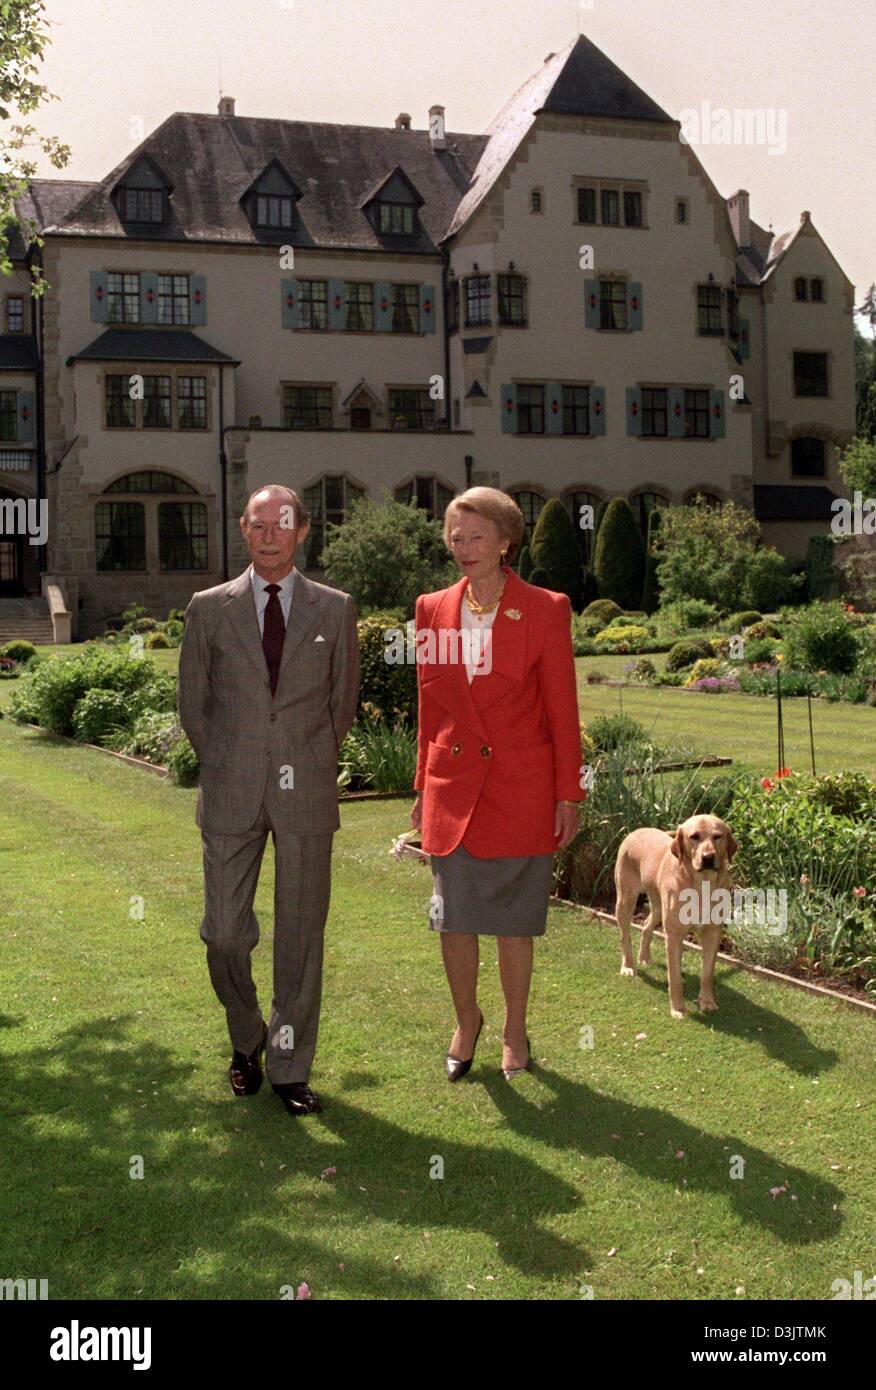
[428,844,555,937]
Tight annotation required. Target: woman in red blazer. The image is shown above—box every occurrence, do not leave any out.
[411,487,584,1082]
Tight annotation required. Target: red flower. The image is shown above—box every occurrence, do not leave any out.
[761,777,775,791]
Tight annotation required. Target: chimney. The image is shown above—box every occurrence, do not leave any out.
[395,113,412,131]
[800,210,811,226]
[429,105,447,150]
[727,189,750,249]
[218,95,235,117]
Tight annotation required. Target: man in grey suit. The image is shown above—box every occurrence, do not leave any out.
[178,483,360,1116]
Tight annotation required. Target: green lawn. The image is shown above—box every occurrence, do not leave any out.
[1,711,873,1300]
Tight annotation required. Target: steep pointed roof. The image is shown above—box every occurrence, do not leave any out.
[444,35,673,240]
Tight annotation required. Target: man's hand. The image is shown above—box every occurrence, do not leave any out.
[554,802,580,850]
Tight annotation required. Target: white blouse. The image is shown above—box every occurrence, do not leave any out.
[460,594,499,684]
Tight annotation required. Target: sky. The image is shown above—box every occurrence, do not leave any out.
[21,0,876,331]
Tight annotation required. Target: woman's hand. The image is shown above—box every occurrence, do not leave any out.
[554,801,580,850]
[411,793,423,831]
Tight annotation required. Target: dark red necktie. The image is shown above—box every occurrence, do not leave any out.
[261,583,286,695]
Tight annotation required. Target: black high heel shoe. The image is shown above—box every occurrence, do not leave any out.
[502,1035,532,1080]
[444,1009,484,1082]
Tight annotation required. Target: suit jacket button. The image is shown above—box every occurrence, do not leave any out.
[451,743,461,756]
[270,713,277,721]
[264,746,270,754]
[480,745,491,757]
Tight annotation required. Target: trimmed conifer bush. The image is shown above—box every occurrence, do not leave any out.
[592,498,646,609]
[528,498,584,609]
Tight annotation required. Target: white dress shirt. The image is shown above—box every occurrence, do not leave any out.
[250,564,296,636]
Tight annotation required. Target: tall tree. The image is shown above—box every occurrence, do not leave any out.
[0,0,70,292]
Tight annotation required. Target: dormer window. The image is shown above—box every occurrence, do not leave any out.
[123,188,165,223]
[362,166,423,241]
[255,194,294,228]
[379,202,416,235]
[242,160,301,236]
[114,155,172,227]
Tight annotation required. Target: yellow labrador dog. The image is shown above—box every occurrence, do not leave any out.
[613,815,738,1018]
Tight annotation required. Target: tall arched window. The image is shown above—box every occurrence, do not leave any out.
[96,470,203,572]
[302,474,366,569]
[630,491,668,537]
[394,476,455,522]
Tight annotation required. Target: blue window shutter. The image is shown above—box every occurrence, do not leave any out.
[626,386,643,436]
[628,282,643,331]
[141,272,159,324]
[375,282,393,331]
[90,271,109,323]
[545,382,563,435]
[190,274,207,326]
[420,284,436,334]
[739,318,750,359]
[584,280,599,329]
[16,389,34,443]
[590,385,606,435]
[328,279,347,330]
[668,387,686,437]
[500,384,518,434]
[281,278,300,329]
[709,389,726,439]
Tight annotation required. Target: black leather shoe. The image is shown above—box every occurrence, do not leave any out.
[444,1009,484,1082]
[229,1022,267,1097]
[502,1035,532,1080]
[272,1082,323,1116]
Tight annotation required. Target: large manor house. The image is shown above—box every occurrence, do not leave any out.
[0,35,856,639]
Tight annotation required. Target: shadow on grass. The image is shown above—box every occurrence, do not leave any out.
[1,1002,842,1300]
[0,1016,586,1297]
[482,1066,842,1245]
[627,962,840,1074]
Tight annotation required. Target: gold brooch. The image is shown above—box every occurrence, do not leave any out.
[503,608,522,621]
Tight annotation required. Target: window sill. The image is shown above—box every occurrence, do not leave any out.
[498,320,528,329]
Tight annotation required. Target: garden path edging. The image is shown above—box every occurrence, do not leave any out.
[551,897,876,1017]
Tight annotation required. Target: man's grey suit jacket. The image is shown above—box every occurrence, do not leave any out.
[178,565,361,834]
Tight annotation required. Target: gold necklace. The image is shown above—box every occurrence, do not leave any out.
[464,573,506,617]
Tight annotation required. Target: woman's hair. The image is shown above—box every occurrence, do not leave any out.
[443,487,525,563]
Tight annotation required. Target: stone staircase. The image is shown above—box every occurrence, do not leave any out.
[0,597,56,647]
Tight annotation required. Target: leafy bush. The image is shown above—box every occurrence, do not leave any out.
[320,494,455,614]
[1,639,37,662]
[166,733,199,786]
[145,631,169,649]
[743,637,780,665]
[584,669,609,683]
[72,689,134,743]
[586,712,650,752]
[684,658,721,684]
[808,772,876,820]
[581,598,624,630]
[783,601,860,675]
[725,610,762,632]
[10,648,159,734]
[0,656,20,680]
[357,615,417,725]
[131,617,158,632]
[594,624,650,649]
[627,657,656,682]
[339,710,417,792]
[666,637,715,672]
[610,613,647,628]
[744,620,782,640]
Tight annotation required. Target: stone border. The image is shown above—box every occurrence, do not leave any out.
[551,897,876,1017]
[15,721,416,799]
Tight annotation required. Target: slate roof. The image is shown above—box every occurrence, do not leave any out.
[445,35,674,240]
[0,335,39,369]
[38,113,486,253]
[8,179,99,256]
[67,328,239,365]
[753,484,839,521]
